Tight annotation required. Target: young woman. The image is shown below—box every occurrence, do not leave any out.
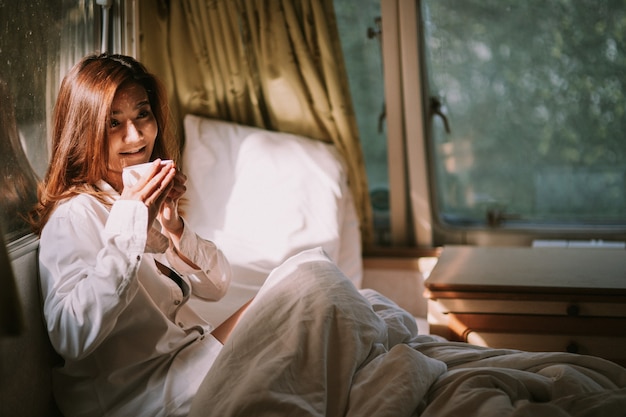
[30,53,238,417]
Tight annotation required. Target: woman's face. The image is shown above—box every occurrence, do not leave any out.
[106,81,158,176]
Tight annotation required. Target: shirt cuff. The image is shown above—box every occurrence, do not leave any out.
[167,218,215,274]
[104,200,149,254]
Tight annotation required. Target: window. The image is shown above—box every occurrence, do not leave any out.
[334,0,391,246]
[422,0,626,242]
[0,1,98,241]
[0,0,98,241]
[335,0,626,248]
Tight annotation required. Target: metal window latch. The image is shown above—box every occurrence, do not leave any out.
[367,16,382,40]
[430,96,451,134]
[367,17,386,133]
[486,207,522,227]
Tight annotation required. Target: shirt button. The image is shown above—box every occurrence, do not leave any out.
[136,255,141,261]
[174,300,181,305]
[178,322,184,328]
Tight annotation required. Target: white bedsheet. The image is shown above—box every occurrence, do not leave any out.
[188,248,626,417]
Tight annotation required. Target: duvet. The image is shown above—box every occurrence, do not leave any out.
[188,248,626,417]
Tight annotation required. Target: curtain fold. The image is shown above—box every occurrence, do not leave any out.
[140,0,373,246]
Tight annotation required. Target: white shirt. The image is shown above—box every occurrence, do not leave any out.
[38,182,232,417]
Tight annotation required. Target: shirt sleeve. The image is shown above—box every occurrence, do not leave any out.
[39,197,148,360]
[164,219,232,301]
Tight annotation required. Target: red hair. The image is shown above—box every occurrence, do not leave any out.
[30,53,178,235]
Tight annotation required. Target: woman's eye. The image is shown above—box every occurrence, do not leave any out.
[137,110,151,119]
[110,119,119,128]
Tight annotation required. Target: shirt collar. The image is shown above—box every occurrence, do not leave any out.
[96,179,120,203]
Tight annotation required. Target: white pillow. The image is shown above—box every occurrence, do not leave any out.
[182,115,362,296]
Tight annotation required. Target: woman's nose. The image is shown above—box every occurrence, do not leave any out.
[125,121,141,142]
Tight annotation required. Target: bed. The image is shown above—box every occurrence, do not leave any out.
[181,115,626,417]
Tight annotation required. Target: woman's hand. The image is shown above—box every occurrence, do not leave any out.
[119,159,177,231]
[158,167,187,238]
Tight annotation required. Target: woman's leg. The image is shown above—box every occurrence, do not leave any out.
[190,248,387,417]
[211,298,254,344]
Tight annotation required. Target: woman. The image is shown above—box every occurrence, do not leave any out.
[30,53,240,417]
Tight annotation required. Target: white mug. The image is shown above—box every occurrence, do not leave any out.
[122,160,172,188]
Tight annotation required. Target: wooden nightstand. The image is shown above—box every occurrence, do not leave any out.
[425,245,626,366]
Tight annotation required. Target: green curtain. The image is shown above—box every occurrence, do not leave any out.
[139,0,374,246]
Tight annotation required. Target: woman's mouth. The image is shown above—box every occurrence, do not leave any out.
[120,146,146,156]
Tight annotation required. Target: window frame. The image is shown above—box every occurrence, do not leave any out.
[381,0,626,249]
[380,0,433,248]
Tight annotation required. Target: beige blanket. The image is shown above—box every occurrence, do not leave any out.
[189,248,626,417]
